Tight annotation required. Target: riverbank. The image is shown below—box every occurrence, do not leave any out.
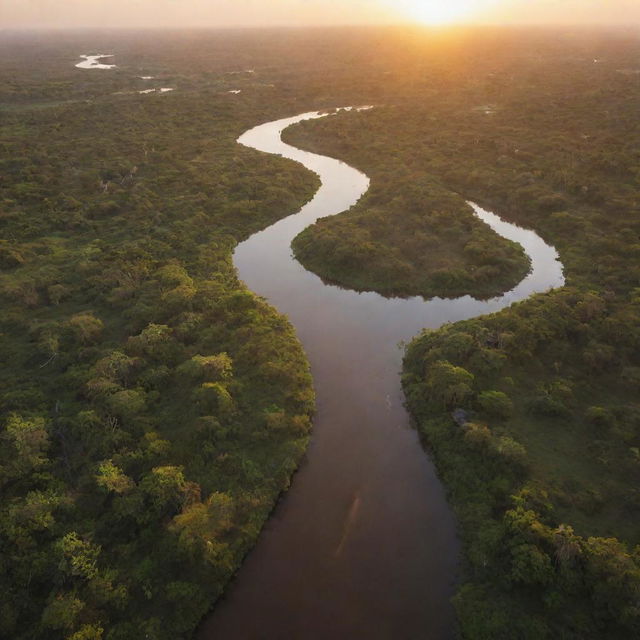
[277,65,640,638]
[0,51,319,638]
[200,110,561,639]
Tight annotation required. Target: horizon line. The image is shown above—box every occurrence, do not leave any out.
[3,22,640,32]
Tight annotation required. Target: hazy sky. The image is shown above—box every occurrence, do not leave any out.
[2,0,640,29]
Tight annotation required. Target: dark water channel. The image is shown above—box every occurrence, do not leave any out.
[199,109,564,639]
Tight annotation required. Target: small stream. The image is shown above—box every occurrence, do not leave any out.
[199,108,564,639]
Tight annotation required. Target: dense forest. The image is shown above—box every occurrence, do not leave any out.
[0,33,324,640]
[283,27,640,639]
[2,26,640,639]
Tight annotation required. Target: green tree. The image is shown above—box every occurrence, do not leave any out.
[426,361,475,408]
[96,460,134,495]
[2,414,49,477]
[67,313,104,344]
[170,492,234,564]
[57,532,101,581]
[477,390,513,419]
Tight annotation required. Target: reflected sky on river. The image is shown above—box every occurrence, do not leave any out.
[200,109,563,639]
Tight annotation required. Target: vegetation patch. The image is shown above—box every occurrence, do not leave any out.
[0,38,319,640]
[281,29,640,638]
[286,120,530,299]
[3,25,640,639]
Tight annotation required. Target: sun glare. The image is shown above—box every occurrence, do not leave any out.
[399,0,477,25]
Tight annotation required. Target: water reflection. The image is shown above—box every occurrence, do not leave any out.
[200,109,564,639]
[75,54,116,70]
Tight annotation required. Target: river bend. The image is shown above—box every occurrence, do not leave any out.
[200,108,564,639]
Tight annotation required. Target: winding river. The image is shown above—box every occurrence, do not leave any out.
[199,108,564,639]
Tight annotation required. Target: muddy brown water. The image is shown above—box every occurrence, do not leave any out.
[198,109,564,639]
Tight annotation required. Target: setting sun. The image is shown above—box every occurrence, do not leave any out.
[397,0,478,25]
